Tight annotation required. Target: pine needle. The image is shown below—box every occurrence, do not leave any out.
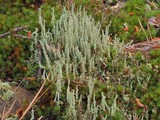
[138,17,149,41]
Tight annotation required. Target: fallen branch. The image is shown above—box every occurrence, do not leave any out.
[0,26,28,38]
[13,34,32,39]
[125,37,160,53]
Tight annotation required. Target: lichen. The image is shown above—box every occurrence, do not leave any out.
[0,82,14,101]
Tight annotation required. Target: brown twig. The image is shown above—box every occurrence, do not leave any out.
[1,100,16,120]
[32,85,50,106]
[0,26,28,38]
[1,105,6,120]
[13,34,32,39]
[19,80,46,120]
[147,22,153,40]
[0,31,10,38]
[37,116,43,120]
[138,18,149,41]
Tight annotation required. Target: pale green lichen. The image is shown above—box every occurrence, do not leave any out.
[31,6,123,119]
[0,82,14,101]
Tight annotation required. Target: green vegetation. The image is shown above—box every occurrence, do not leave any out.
[0,0,160,119]
[110,0,160,43]
[0,81,14,101]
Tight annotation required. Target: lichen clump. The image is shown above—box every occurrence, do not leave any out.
[0,82,14,101]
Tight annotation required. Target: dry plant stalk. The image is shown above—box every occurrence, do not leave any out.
[1,100,16,120]
[138,18,149,41]
[19,80,46,120]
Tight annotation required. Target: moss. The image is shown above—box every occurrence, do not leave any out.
[150,49,160,58]
[1,0,160,119]
[110,0,160,43]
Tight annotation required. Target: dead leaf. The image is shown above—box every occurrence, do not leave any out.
[124,27,129,31]
[129,12,134,16]
[148,14,160,27]
[135,98,145,108]
[156,14,160,23]
[134,26,139,33]
[16,108,23,118]
[20,66,27,72]
[25,77,36,81]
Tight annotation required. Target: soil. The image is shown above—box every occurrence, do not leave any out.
[0,85,35,117]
